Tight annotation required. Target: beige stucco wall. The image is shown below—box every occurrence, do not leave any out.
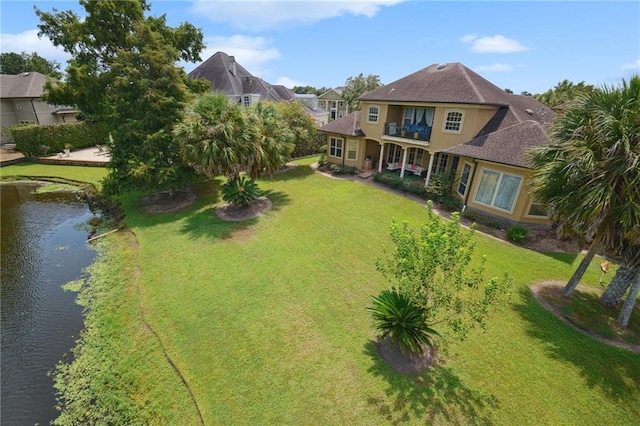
[454,158,550,225]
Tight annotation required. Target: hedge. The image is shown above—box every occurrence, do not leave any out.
[7,122,110,157]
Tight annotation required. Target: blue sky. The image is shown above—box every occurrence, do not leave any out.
[1,1,638,94]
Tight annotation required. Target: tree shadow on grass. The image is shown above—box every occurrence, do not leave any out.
[535,250,580,265]
[363,341,499,425]
[264,164,316,182]
[514,286,640,405]
[179,190,290,241]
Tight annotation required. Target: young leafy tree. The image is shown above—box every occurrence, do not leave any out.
[527,76,640,310]
[36,0,206,195]
[369,202,511,356]
[342,73,383,112]
[0,51,62,79]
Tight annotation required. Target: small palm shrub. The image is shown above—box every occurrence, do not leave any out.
[221,176,262,206]
[506,225,529,242]
[367,288,438,356]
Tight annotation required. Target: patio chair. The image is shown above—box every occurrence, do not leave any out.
[386,162,401,171]
[94,144,109,156]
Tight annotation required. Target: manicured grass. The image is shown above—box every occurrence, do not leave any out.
[8,161,639,424]
[117,162,639,425]
[0,162,108,189]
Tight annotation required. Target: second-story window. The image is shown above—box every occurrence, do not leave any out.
[367,105,379,123]
[243,95,251,107]
[444,110,464,133]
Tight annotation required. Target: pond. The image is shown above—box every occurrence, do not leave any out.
[1,182,96,425]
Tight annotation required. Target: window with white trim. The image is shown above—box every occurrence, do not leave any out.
[329,137,343,158]
[243,95,251,107]
[526,198,548,217]
[474,169,522,212]
[346,140,358,160]
[457,163,472,196]
[443,110,464,133]
[367,105,379,123]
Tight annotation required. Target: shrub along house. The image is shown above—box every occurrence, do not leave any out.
[0,72,78,144]
[318,62,553,226]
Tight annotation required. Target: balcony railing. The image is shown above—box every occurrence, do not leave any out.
[384,122,432,142]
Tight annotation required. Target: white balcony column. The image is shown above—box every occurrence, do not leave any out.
[400,147,408,178]
[424,152,436,187]
[378,143,385,172]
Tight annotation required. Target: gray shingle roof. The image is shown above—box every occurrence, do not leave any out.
[0,72,48,98]
[359,62,512,106]
[318,111,363,137]
[188,51,293,103]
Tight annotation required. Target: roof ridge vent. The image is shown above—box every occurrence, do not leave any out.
[436,63,447,70]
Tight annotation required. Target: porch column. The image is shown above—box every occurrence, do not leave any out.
[400,147,408,178]
[378,143,385,172]
[424,152,436,187]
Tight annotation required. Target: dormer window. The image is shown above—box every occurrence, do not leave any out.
[367,105,379,123]
[443,110,464,133]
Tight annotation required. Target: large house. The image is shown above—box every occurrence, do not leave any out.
[318,62,554,226]
[188,51,329,126]
[318,87,348,121]
[0,72,78,144]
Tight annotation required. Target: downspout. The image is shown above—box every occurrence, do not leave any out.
[30,99,40,124]
[462,159,478,213]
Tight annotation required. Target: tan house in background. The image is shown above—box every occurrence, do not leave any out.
[318,62,554,226]
[0,72,78,144]
[318,87,349,121]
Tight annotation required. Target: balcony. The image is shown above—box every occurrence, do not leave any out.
[384,122,432,142]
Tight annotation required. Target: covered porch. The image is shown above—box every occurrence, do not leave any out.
[373,141,450,187]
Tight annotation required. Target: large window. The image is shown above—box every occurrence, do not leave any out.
[346,140,358,160]
[403,107,435,126]
[457,163,472,196]
[329,137,343,158]
[474,169,522,212]
[367,105,379,123]
[443,110,464,133]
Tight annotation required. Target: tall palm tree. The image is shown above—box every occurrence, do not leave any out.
[246,101,295,179]
[527,76,640,306]
[174,93,252,179]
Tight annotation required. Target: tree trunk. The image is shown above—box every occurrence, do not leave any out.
[617,271,640,329]
[562,235,603,297]
[600,245,640,307]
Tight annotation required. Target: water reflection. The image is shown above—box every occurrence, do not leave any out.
[1,182,96,425]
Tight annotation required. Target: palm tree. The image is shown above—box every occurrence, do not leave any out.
[527,76,640,307]
[245,101,295,179]
[174,93,252,179]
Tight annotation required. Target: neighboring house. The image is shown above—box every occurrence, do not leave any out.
[318,87,348,121]
[188,51,328,126]
[318,62,554,226]
[0,72,78,144]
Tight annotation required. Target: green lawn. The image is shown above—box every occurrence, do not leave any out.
[0,162,108,189]
[4,160,639,424]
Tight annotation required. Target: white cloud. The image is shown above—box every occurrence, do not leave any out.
[0,29,71,64]
[462,34,529,54]
[188,0,406,31]
[475,63,514,72]
[621,58,640,71]
[276,76,307,88]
